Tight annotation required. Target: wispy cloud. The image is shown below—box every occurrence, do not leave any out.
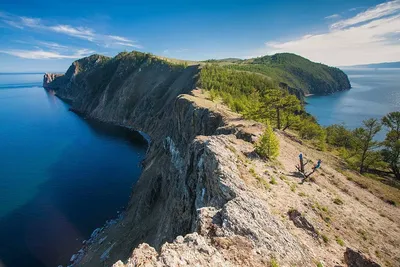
[49,25,95,41]
[325,14,340,20]
[0,11,142,49]
[331,0,400,29]
[38,41,69,50]
[0,48,95,59]
[108,35,131,42]
[262,0,400,66]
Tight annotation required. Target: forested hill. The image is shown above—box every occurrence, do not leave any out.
[205,53,351,95]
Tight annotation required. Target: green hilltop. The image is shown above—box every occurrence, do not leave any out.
[204,53,351,95]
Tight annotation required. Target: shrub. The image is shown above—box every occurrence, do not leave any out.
[270,177,277,184]
[333,198,344,205]
[336,237,344,246]
[321,234,329,243]
[255,121,279,159]
[270,257,279,267]
[290,183,297,192]
[298,192,306,197]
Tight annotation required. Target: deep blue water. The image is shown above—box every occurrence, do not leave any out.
[0,74,147,267]
[306,69,400,133]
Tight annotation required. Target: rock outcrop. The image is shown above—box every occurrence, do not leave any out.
[344,248,381,267]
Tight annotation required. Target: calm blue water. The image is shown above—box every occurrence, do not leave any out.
[306,68,400,132]
[0,74,147,267]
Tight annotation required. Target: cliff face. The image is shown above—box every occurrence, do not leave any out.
[44,52,310,266]
[44,52,390,267]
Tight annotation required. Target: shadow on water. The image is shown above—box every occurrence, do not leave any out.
[0,110,147,267]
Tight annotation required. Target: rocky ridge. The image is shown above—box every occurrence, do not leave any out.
[43,52,394,267]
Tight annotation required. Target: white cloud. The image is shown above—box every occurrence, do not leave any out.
[20,16,41,28]
[325,14,340,20]
[108,35,131,42]
[0,48,94,59]
[262,0,400,66]
[49,25,95,41]
[0,12,142,49]
[114,42,143,48]
[38,41,69,50]
[332,0,400,29]
[3,20,23,29]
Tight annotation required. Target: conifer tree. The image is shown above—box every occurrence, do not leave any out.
[382,112,400,179]
[255,121,280,159]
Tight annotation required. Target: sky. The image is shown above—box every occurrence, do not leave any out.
[0,0,399,72]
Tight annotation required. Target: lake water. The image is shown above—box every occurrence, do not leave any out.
[0,74,147,267]
[306,68,400,132]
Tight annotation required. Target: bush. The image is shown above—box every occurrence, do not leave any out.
[336,237,344,246]
[270,257,279,267]
[333,198,344,205]
[326,124,355,149]
[255,121,279,159]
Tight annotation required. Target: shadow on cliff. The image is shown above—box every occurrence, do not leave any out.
[0,115,148,267]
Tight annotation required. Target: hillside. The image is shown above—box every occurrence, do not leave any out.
[204,53,351,95]
[42,51,397,267]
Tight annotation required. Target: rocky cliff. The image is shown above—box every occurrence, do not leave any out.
[44,51,395,267]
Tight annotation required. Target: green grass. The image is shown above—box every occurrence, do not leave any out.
[321,234,329,243]
[358,229,368,241]
[270,257,279,267]
[270,177,277,185]
[336,237,344,246]
[290,183,297,192]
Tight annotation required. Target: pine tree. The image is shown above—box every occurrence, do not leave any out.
[255,121,280,159]
[353,118,382,173]
[382,112,400,179]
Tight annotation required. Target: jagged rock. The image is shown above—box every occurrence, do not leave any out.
[344,248,381,267]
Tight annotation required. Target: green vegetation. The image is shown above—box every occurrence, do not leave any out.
[255,122,280,159]
[270,177,277,185]
[298,192,307,197]
[199,53,398,182]
[317,262,324,267]
[269,257,279,267]
[381,112,400,179]
[290,183,297,192]
[321,234,329,243]
[336,237,344,246]
[358,229,368,241]
[220,53,351,95]
[326,114,400,180]
[353,119,382,173]
[333,198,344,205]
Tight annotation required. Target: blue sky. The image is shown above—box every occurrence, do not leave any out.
[0,0,399,72]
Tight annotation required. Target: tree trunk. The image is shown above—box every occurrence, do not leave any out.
[276,108,281,130]
[392,164,400,180]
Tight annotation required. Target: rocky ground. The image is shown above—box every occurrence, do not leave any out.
[105,90,399,267]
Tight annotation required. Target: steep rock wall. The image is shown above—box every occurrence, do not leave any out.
[44,53,312,266]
